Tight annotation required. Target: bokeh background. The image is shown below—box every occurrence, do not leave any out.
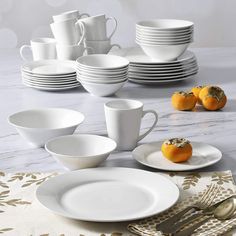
[1,0,236,49]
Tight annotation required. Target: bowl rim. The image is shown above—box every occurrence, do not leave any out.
[8,108,85,130]
[45,134,117,158]
[76,54,129,70]
[136,19,194,30]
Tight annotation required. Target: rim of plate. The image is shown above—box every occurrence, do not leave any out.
[36,167,180,222]
[132,141,222,171]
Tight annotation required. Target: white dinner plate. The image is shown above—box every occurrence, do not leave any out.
[36,167,179,222]
[23,82,80,91]
[109,47,195,65]
[129,63,197,73]
[22,77,78,86]
[22,71,76,79]
[22,60,76,75]
[132,142,222,171]
[129,67,198,78]
[129,74,195,84]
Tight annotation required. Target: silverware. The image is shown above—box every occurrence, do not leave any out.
[161,195,236,235]
[173,196,236,236]
[156,184,218,232]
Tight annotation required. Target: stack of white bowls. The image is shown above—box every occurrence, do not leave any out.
[136,19,194,61]
[76,55,129,97]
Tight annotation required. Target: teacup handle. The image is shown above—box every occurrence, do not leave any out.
[79,13,90,18]
[20,45,32,61]
[76,21,85,46]
[106,17,118,39]
[83,46,94,55]
[110,44,121,52]
[138,110,158,141]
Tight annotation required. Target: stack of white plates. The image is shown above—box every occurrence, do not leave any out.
[136,19,194,61]
[109,47,198,84]
[76,55,129,97]
[21,60,80,91]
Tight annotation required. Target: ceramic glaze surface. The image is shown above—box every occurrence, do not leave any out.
[0,48,236,180]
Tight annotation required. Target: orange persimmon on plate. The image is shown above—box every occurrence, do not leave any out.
[161,138,192,163]
[171,91,197,111]
[199,86,227,111]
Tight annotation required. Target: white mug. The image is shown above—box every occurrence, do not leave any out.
[104,99,158,151]
[78,14,117,40]
[50,18,85,45]
[84,39,121,54]
[52,10,90,22]
[56,44,92,60]
[20,38,57,61]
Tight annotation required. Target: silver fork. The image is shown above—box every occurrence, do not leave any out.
[156,184,219,233]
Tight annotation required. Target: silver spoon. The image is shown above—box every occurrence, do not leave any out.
[173,196,236,236]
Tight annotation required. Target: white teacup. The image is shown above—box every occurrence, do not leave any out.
[56,44,92,60]
[78,14,117,40]
[50,18,85,45]
[53,10,90,22]
[20,38,57,61]
[84,39,121,54]
[104,99,158,151]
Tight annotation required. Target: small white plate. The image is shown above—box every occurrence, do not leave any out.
[22,60,76,75]
[36,167,179,222]
[132,141,222,171]
[22,71,76,79]
[109,47,195,64]
[23,82,80,91]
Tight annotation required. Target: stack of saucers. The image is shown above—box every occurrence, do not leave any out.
[76,55,129,97]
[110,47,198,84]
[21,60,80,91]
[136,19,193,61]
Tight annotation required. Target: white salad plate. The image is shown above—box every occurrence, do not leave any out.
[132,142,222,171]
[36,167,179,222]
[109,47,195,65]
[22,60,76,75]
[22,78,79,87]
[22,77,77,85]
[22,71,76,79]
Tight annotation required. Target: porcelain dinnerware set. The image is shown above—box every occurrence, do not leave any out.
[11,8,231,235]
[76,54,129,96]
[21,60,80,91]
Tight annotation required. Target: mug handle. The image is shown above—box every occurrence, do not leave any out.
[19,45,32,61]
[138,110,158,141]
[83,46,94,55]
[76,21,86,46]
[106,17,118,39]
[110,44,121,52]
[79,13,90,18]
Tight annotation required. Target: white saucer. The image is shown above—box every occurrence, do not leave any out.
[36,167,179,222]
[22,60,76,75]
[132,141,222,171]
[109,47,195,64]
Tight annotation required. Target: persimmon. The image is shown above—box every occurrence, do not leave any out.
[199,86,227,111]
[171,91,197,111]
[191,86,204,104]
[161,138,192,163]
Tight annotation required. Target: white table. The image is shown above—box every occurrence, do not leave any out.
[0,48,236,179]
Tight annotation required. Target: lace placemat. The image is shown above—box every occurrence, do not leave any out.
[0,170,235,236]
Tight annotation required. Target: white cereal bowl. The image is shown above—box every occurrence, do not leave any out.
[76,54,129,70]
[80,80,127,97]
[136,19,194,31]
[137,42,189,61]
[78,74,127,83]
[45,134,117,170]
[8,108,84,147]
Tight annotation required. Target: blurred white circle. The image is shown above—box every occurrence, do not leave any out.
[45,0,67,7]
[0,0,13,13]
[0,28,17,48]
